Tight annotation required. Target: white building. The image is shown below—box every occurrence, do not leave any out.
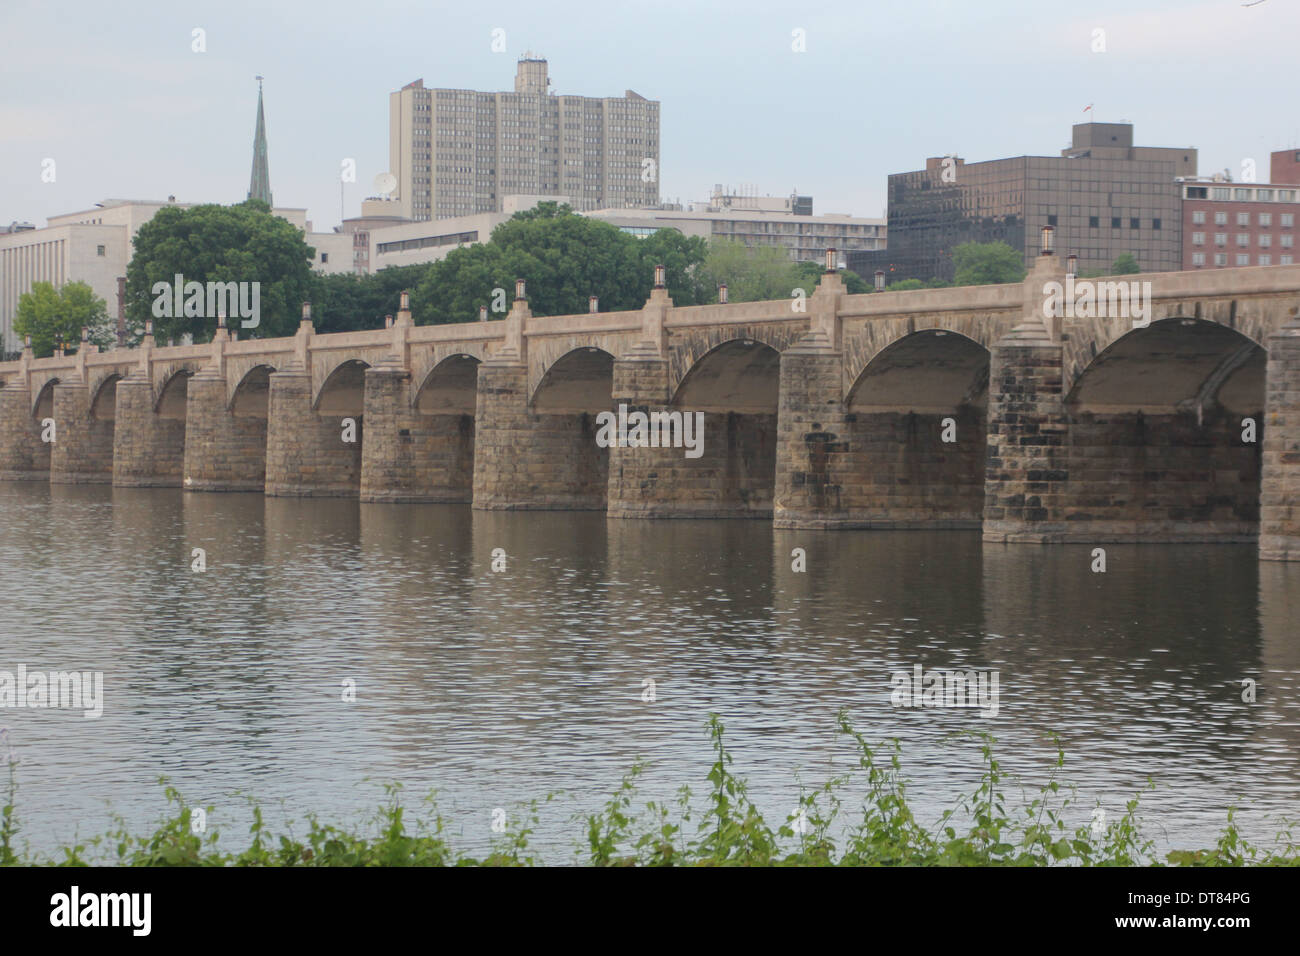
[366,194,558,271]
[0,199,352,352]
[586,188,886,263]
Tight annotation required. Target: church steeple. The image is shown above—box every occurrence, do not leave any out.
[247,76,273,207]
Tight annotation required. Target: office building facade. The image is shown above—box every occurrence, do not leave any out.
[849,123,1196,283]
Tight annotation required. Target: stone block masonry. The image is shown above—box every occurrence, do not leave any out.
[113,375,185,487]
[472,361,608,510]
[182,371,268,492]
[0,386,49,480]
[264,366,362,497]
[0,260,1296,559]
[361,365,474,503]
[49,381,115,484]
[1261,321,1300,560]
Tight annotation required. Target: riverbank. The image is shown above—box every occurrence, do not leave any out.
[3,714,1296,867]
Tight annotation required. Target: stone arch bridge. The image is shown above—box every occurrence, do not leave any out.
[2,255,1298,561]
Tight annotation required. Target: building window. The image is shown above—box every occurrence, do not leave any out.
[1214,232,1227,246]
[1260,213,1273,227]
[1089,215,1099,227]
[1192,210,1206,225]
[1237,254,1250,265]
[321,253,329,263]
[1282,234,1294,248]
[1235,188,1252,200]
[1212,187,1231,200]
[1214,211,1227,225]
[1283,213,1295,228]
[1152,218,1161,230]
[1129,217,1139,229]
[1237,212,1250,226]
[1283,255,1294,265]
[1260,234,1272,247]
[1259,254,1272,266]
[1280,191,1296,203]
[1215,253,1227,266]
[1047,214,1058,226]
[1192,252,1205,266]
[1258,189,1274,201]
[1111,217,1121,229]
[96,245,105,256]
[1237,233,1250,246]
[1192,232,1205,245]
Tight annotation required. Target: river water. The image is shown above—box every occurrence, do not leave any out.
[0,481,1297,861]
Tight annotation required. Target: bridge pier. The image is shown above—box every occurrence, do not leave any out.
[607,352,685,517]
[0,386,49,480]
[183,369,268,492]
[981,321,1070,542]
[264,364,362,497]
[113,373,185,487]
[1261,319,1300,561]
[49,379,115,484]
[472,358,607,510]
[773,344,848,528]
[361,363,474,503]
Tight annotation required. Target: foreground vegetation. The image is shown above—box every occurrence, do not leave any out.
[2,713,1295,866]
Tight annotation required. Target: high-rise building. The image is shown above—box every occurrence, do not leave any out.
[848,122,1196,283]
[388,56,659,221]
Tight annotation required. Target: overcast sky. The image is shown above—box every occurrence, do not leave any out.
[2,0,1297,232]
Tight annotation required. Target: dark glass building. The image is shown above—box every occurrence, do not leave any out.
[849,123,1197,284]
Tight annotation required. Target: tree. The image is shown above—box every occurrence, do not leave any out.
[124,200,315,343]
[792,260,871,296]
[13,281,113,358]
[412,203,710,324]
[951,241,1027,286]
[309,263,432,333]
[1112,253,1139,274]
[637,228,710,305]
[697,239,796,302]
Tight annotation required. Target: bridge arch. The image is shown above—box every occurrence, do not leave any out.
[155,368,194,419]
[1066,317,1265,414]
[89,372,122,420]
[531,347,614,412]
[230,364,276,417]
[672,338,781,412]
[313,359,370,416]
[667,338,782,517]
[841,329,988,527]
[32,377,59,420]
[415,353,481,414]
[848,329,989,413]
[1063,315,1265,538]
[1062,298,1277,400]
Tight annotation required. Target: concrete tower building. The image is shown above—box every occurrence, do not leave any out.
[388,56,659,221]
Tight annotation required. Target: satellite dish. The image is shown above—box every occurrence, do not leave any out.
[374,172,397,197]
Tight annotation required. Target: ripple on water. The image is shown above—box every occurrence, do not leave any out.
[0,482,1297,859]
